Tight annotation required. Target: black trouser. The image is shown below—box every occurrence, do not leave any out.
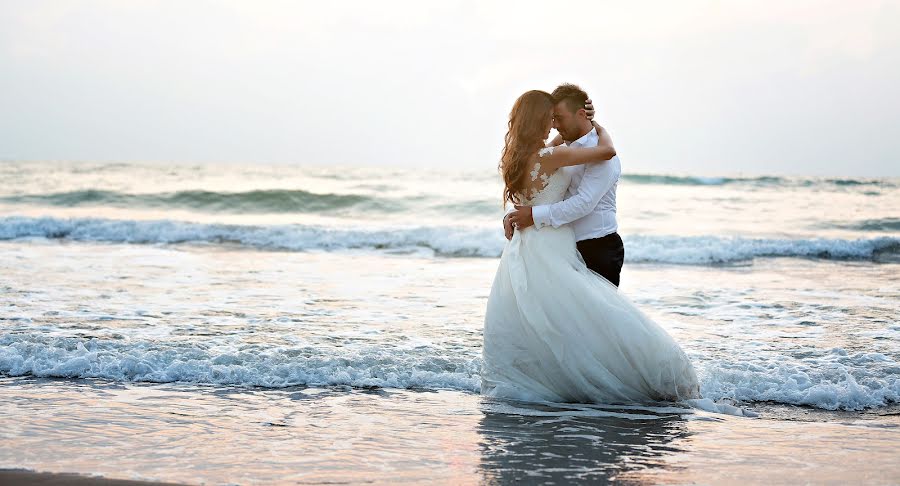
[576,232,625,287]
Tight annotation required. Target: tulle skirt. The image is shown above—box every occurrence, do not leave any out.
[482,224,701,404]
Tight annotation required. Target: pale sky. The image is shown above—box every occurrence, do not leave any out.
[1,0,898,176]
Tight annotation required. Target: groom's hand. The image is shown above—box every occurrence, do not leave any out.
[509,206,534,230]
[585,98,595,120]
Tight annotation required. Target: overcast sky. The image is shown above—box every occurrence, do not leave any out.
[1,1,898,176]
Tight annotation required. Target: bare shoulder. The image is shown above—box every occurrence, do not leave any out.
[536,144,575,170]
[539,144,575,156]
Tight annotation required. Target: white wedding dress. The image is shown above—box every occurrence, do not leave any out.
[482,148,702,405]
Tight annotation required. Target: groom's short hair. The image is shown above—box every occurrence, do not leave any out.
[551,83,588,114]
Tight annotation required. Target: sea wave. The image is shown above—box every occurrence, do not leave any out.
[0,189,399,214]
[697,348,900,411]
[0,215,501,256]
[622,175,778,186]
[2,174,895,217]
[833,217,900,232]
[1,216,897,263]
[1,335,896,410]
[622,174,897,188]
[625,234,900,264]
[0,334,482,392]
[0,188,503,216]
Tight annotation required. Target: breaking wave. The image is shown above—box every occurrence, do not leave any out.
[1,216,897,263]
[2,334,897,410]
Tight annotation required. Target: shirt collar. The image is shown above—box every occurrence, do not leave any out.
[566,127,598,147]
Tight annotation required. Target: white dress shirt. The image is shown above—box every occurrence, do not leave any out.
[531,127,621,241]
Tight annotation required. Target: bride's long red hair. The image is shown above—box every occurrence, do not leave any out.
[500,90,555,207]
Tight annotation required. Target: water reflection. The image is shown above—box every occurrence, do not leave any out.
[476,399,691,484]
[4,377,900,485]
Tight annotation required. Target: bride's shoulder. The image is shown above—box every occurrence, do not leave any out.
[538,144,572,159]
[526,151,563,188]
[533,144,571,171]
[538,146,556,157]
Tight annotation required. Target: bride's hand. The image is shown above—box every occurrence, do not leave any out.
[585,98,595,120]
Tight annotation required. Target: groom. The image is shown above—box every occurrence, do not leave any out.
[505,83,625,286]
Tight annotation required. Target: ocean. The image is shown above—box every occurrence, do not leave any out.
[1,160,898,484]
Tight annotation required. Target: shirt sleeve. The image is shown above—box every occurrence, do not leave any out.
[532,157,620,229]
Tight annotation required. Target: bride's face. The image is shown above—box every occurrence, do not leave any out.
[543,116,553,141]
[553,103,578,141]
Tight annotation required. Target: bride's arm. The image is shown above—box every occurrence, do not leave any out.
[539,130,616,170]
[594,120,614,151]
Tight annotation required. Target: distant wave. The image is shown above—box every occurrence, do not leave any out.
[622,174,896,188]
[2,216,897,263]
[0,189,400,214]
[622,175,777,186]
[2,175,895,217]
[833,218,900,232]
[825,178,889,186]
[2,334,897,410]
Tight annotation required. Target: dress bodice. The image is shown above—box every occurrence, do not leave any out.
[516,146,572,207]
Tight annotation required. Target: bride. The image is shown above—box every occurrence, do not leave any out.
[482,90,702,404]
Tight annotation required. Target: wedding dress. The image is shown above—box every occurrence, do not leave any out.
[482,147,702,404]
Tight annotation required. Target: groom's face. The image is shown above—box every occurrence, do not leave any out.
[552,102,579,142]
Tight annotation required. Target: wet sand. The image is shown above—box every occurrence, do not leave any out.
[0,470,187,486]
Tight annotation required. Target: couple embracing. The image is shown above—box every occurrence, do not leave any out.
[482,84,704,405]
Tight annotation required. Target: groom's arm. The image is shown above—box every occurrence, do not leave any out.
[531,157,620,230]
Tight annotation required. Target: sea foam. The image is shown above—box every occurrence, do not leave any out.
[0,334,483,392]
[1,216,897,263]
[2,334,897,411]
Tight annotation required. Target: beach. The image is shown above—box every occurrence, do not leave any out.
[1,161,898,484]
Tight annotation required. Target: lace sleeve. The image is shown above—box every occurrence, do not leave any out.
[518,147,558,202]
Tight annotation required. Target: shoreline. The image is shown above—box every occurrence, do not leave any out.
[0,470,188,486]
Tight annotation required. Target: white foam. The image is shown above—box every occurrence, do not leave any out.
[625,234,899,264]
[0,335,482,391]
[481,401,667,420]
[698,350,900,411]
[0,216,503,257]
[2,335,897,411]
[1,216,896,263]
[684,398,758,417]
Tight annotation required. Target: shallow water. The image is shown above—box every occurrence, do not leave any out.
[1,161,899,483]
[2,377,898,485]
[2,241,897,411]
